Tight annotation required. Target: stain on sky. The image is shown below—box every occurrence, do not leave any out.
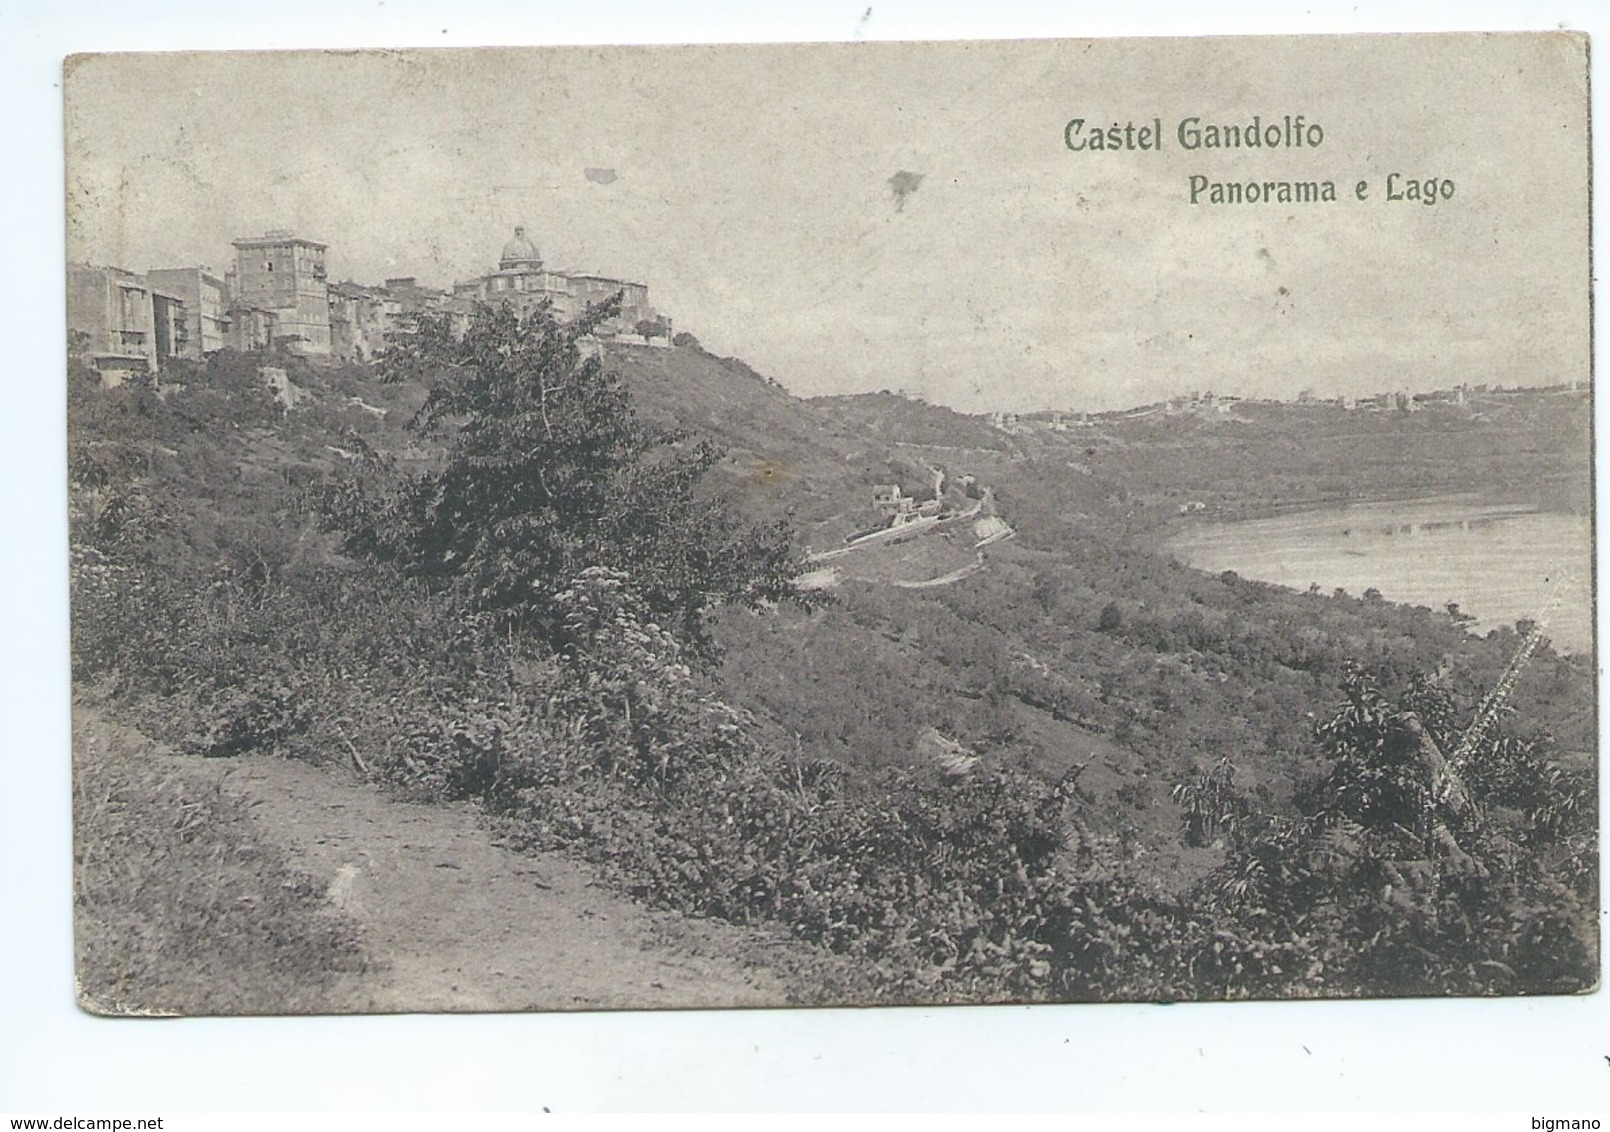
[888,170,924,211]
[584,167,618,185]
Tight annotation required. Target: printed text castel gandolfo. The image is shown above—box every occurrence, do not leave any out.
[1063,114,1458,208]
[1064,115,1324,151]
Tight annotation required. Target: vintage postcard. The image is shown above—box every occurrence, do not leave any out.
[65,33,1596,1016]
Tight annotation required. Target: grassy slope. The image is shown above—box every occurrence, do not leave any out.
[613,344,867,538]
[603,348,1595,892]
[74,702,368,1015]
[79,345,1593,902]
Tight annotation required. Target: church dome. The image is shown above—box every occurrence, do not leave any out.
[499,226,541,269]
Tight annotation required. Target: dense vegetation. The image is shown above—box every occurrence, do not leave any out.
[70,306,1598,1003]
[320,301,809,654]
[73,710,365,1015]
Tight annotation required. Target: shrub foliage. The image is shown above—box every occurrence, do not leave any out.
[320,298,809,653]
[67,313,1598,1004]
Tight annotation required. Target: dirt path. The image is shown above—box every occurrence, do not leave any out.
[191,751,803,1013]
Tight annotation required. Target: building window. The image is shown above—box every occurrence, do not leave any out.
[119,290,144,326]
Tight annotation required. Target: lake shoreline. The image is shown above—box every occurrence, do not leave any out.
[1161,494,1595,656]
[1162,478,1592,528]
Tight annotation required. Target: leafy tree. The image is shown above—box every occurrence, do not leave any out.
[1097,600,1123,633]
[1184,665,1597,997]
[322,297,813,655]
[1171,757,1247,847]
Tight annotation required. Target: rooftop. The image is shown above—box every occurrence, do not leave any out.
[499,226,541,269]
[232,230,328,251]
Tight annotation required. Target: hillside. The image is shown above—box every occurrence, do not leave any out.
[616,344,1017,548]
[601,346,1597,886]
[614,344,865,534]
[808,384,1593,535]
[139,340,1590,879]
[74,702,838,1014]
[70,328,1598,1006]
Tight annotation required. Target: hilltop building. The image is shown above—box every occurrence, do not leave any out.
[228,230,332,354]
[69,223,675,376]
[452,227,570,313]
[872,484,906,514]
[68,263,154,376]
[381,277,454,330]
[151,287,185,366]
[327,281,389,362]
[147,267,227,358]
[453,227,670,343]
[67,263,186,379]
[328,276,456,363]
[224,303,278,352]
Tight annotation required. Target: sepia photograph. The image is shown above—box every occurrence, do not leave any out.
[62,31,1596,1022]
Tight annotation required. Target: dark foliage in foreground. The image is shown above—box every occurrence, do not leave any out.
[1177,668,1596,997]
[318,299,812,655]
[67,326,1598,1004]
[73,711,365,1015]
[77,547,1595,1001]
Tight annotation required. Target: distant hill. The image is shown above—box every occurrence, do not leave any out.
[89,341,1591,900]
[614,344,1029,547]
[601,344,1592,891]
[610,344,863,536]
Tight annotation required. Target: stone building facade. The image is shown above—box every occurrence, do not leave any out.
[147,267,228,358]
[228,230,332,354]
[67,263,189,380]
[329,276,457,363]
[224,303,278,352]
[327,281,388,362]
[452,227,669,341]
[68,263,160,377]
[70,224,673,376]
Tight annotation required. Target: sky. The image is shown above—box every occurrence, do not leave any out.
[65,34,1589,412]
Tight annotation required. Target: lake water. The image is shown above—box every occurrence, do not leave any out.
[1165,497,1595,655]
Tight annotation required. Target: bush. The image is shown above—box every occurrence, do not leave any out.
[1177,666,1598,997]
[74,709,365,1015]
[394,568,1192,1001]
[322,298,814,656]
[67,291,1595,1007]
